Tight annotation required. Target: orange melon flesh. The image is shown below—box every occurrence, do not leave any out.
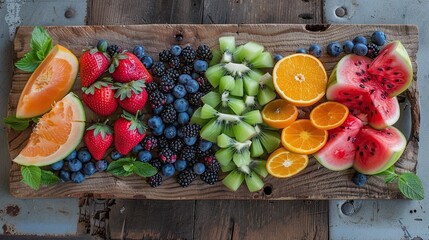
[13,93,85,166]
[16,44,78,119]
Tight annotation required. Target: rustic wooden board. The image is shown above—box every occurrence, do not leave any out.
[8,24,419,199]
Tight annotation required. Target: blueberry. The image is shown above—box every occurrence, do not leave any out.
[132,144,144,154]
[83,162,96,176]
[193,162,206,175]
[309,44,322,58]
[152,123,165,136]
[71,172,85,183]
[185,79,199,93]
[343,40,354,54]
[142,56,154,69]
[51,160,64,171]
[164,125,177,139]
[371,31,386,46]
[77,149,92,163]
[194,60,208,72]
[326,42,342,57]
[170,45,182,56]
[174,159,187,172]
[162,164,175,177]
[59,170,71,182]
[352,172,367,187]
[65,150,77,161]
[177,112,190,125]
[153,105,164,115]
[148,116,163,129]
[133,45,145,59]
[186,106,193,116]
[138,150,152,162]
[296,48,307,54]
[199,140,213,152]
[184,136,197,146]
[68,159,83,172]
[95,160,108,172]
[178,74,192,85]
[165,93,175,104]
[110,150,122,160]
[172,84,187,98]
[97,39,108,52]
[353,35,368,45]
[273,54,283,62]
[353,43,368,56]
[174,98,189,113]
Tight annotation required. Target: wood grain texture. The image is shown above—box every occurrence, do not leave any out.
[8,24,419,199]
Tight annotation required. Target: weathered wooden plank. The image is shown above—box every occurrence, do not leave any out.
[9,24,419,199]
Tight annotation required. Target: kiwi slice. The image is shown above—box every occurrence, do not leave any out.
[245,171,264,192]
[215,134,252,167]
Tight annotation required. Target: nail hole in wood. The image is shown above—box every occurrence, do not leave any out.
[302,0,310,2]
[305,24,331,32]
[335,7,347,17]
[298,13,313,20]
[64,8,75,18]
[263,186,272,195]
[175,34,183,42]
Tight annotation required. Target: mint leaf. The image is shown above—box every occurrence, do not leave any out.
[21,166,41,190]
[15,51,41,72]
[107,158,136,177]
[133,161,157,177]
[36,37,53,60]
[3,116,32,131]
[41,170,60,185]
[398,173,424,200]
[31,26,53,59]
[376,166,398,184]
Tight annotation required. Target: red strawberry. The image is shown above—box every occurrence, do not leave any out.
[114,80,148,114]
[79,48,110,87]
[110,52,153,83]
[82,79,118,117]
[84,121,113,161]
[114,112,146,155]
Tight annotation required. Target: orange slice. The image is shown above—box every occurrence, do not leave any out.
[310,101,349,130]
[281,119,328,154]
[266,147,309,178]
[13,93,86,166]
[16,44,78,118]
[262,99,298,128]
[273,54,327,106]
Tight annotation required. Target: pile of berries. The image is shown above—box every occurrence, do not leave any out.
[144,44,221,187]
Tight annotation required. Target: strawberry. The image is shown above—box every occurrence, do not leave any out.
[79,48,110,87]
[82,79,118,117]
[110,52,153,83]
[114,112,146,155]
[114,80,148,114]
[84,121,113,161]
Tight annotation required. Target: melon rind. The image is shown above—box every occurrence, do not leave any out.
[13,93,86,166]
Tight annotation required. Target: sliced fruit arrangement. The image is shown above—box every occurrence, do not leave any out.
[266,147,308,178]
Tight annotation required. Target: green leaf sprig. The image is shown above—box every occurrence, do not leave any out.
[107,157,157,178]
[377,166,424,200]
[21,165,60,190]
[3,116,39,131]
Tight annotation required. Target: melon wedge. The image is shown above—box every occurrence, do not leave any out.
[13,93,86,166]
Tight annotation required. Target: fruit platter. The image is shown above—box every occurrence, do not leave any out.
[7,24,421,199]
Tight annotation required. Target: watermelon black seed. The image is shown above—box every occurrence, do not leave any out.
[352,137,356,143]
[359,151,364,157]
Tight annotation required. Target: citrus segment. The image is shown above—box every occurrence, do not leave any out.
[310,101,349,130]
[266,147,308,178]
[16,45,78,119]
[262,99,298,128]
[273,54,327,106]
[13,93,86,166]
[281,119,328,154]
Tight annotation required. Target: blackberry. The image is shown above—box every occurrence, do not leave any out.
[366,43,380,59]
[169,138,184,153]
[177,169,197,187]
[196,76,212,93]
[180,124,201,138]
[180,145,196,162]
[160,105,177,123]
[196,44,213,61]
[180,64,193,75]
[146,82,159,94]
[181,45,196,63]
[186,92,204,106]
[149,159,163,171]
[149,90,167,108]
[141,135,158,151]
[106,44,122,57]
[159,49,173,62]
[169,56,181,69]
[160,75,176,93]
[159,148,177,163]
[165,68,180,81]
[197,148,213,159]
[204,156,221,172]
[151,62,166,77]
[148,173,162,187]
[157,136,169,149]
[200,170,218,185]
